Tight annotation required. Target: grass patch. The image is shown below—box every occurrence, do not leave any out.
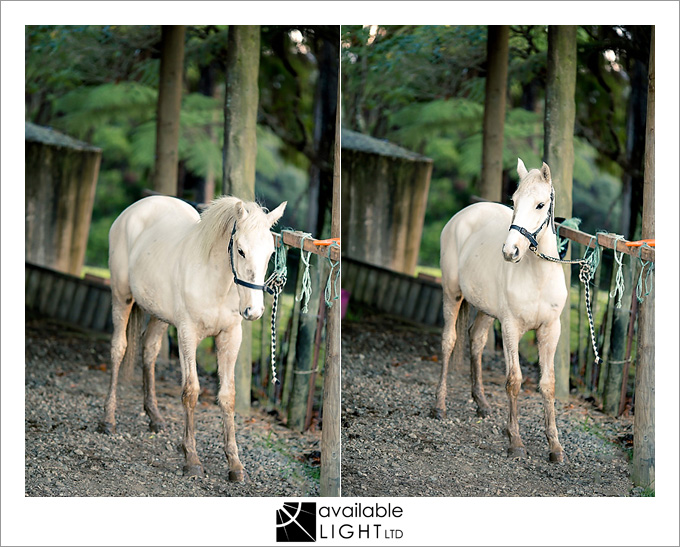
[81,265,110,279]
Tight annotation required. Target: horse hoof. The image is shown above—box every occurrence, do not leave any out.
[98,422,116,435]
[476,407,492,418]
[507,446,527,459]
[183,464,204,478]
[229,470,246,482]
[549,451,565,463]
[431,408,446,420]
[149,422,165,433]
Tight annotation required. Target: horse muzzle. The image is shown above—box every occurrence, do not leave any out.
[241,305,264,321]
[502,244,522,263]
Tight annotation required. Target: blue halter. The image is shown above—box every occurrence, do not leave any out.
[508,186,555,251]
[228,221,275,295]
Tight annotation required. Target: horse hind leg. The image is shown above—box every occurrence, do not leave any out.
[469,311,494,417]
[142,317,169,432]
[433,290,464,420]
[99,295,134,434]
[536,321,564,462]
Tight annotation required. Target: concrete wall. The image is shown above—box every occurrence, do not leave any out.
[25,122,101,276]
[341,130,432,275]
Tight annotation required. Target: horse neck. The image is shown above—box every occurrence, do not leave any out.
[185,225,235,290]
[536,228,559,259]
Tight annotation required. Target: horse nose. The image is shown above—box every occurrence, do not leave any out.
[242,306,264,321]
[502,244,520,262]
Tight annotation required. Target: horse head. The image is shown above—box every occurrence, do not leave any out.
[502,158,554,263]
[229,200,287,320]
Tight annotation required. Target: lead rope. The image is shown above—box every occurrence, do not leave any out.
[530,238,602,365]
[264,236,288,384]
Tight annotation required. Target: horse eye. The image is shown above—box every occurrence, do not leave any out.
[238,248,246,258]
[536,203,545,210]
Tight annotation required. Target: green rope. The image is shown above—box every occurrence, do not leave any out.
[286,230,313,314]
[608,234,626,309]
[556,217,581,255]
[635,243,655,303]
[324,241,341,308]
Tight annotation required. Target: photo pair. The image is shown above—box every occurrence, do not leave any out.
[8,13,677,547]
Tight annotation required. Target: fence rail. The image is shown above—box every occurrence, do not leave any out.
[25,262,112,333]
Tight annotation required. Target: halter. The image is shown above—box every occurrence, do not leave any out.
[507,183,602,365]
[228,221,277,295]
[508,185,555,250]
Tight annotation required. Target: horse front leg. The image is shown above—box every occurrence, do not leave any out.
[142,317,169,432]
[536,320,564,462]
[215,324,245,482]
[433,291,463,419]
[177,326,203,477]
[469,311,494,417]
[501,322,526,458]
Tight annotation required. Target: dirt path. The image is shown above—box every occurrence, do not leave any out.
[341,312,639,497]
[25,314,320,497]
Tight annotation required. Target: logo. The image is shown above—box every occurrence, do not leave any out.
[276,502,317,542]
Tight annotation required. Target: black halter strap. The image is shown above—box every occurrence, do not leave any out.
[508,186,555,250]
[228,221,275,295]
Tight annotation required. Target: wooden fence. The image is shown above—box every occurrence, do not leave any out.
[342,256,444,327]
[25,262,112,332]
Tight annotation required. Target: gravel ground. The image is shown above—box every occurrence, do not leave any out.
[341,311,640,497]
[25,313,320,497]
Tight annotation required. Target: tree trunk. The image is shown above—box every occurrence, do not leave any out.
[307,28,339,238]
[222,25,261,415]
[222,25,260,198]
[544,25,577,401]
[632,27,654,490]
[479,25,509,203]
[320,86,341,497]
[153,26,185,196]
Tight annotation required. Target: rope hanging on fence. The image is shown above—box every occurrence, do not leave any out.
[556,217,582,256]
[266,235,289,385]
[324,241,341,308]
[635,243,655,303]
[284,230,314,314]
[608,234,626,309]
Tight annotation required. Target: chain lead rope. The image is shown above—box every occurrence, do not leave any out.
[264,236,288,384]
[530,237,602,365]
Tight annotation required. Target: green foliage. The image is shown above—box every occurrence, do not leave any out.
[342,25,645,267]
[27,25,325,268]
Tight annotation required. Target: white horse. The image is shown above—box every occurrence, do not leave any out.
[435,158,567,462]
[100,195,286,481]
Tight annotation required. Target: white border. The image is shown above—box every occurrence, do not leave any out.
[3,2,679,546]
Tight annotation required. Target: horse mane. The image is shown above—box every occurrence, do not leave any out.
[194,196,270,261]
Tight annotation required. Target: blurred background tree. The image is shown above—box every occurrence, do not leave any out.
[341,25,650,267]
[25,25,338,268]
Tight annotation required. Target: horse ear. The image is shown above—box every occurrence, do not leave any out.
[541,162,551,183]
[517,158,528,181]
[235,200,249,221]
[267,201,287,227]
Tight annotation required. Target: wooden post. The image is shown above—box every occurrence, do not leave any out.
[632,28,654,490]
[222,25,261,415]
[544,25,577,400]
[287,253,324,432]
[603,259,634,415]
[154,26,185,196]
[320,86,341,497]
[480,25,509,203]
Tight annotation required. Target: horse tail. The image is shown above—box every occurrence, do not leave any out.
[120,303,144,382]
